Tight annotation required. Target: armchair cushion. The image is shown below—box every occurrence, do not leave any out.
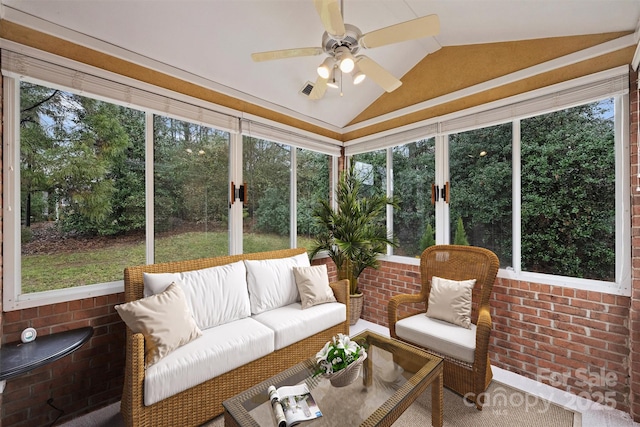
[293,265,336,309]
[426,276,475,328]
[395,313,476,364]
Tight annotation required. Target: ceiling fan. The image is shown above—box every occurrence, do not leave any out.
[251,0,440,100]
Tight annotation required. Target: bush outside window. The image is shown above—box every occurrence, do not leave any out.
[449,123,513,267]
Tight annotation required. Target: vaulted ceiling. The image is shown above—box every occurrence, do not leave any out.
[1,0,639,143]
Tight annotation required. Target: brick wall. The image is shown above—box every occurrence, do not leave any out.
[491,279,630,413]
[0,295,126,427]
[356,258,632,415]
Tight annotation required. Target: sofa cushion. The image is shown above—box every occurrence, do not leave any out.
[115,283,202,367]
[144,317,275,406]
[395,314,476,364]
[251,301,346,350]
[143,261,251,330]
[245,253,310,314]
[426,276,475,328]
[293,265,336,309]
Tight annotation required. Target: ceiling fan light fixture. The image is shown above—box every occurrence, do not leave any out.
[317,57,334,79]
[352,62,365,85]
[335,46,355,73]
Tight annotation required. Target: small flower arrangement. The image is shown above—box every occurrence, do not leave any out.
[314,333,367,377]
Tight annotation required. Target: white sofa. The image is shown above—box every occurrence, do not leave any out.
[117,248,349,427]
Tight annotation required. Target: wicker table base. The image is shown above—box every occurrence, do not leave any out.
[223,330,443,427]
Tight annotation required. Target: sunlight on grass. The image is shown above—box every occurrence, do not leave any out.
[22,232,316,293]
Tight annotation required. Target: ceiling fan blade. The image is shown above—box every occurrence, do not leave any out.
[251,47,324,62]
[314,0,346,38]
[357,56,402,92]
[360,14,440,49]
[309,76,328,100]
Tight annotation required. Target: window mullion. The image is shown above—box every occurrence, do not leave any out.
[386,147,393,256]
[290,148,297,249]
[435,134,449,244]
[145,112,155,264]
[3,76,21,310]
[229,130,243,255]
[512,119,522,273]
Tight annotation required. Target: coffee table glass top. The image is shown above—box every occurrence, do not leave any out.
[223,330,443,427]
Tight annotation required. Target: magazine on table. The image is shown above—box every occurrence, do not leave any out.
[267,383,322,427]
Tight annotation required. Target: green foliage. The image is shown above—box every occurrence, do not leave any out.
[384,140,436,257]
[243,137,290,230]
[251,145,329,239]
[448,122,513,262]
[255,187,290,235]
[453,217,469,245]
[519,101,615,280]
[21,227,33,244]
[419,223,435,252]
[309,158,399,294]
[19,80,617,284]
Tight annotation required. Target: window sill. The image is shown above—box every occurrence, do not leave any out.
[3,281,124,311]
[380,255,628,297]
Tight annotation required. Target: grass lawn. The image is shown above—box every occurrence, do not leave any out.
[22,231,315,293]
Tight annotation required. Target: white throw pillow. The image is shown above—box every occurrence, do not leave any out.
[425,276,476,329]
[143,261,250,330]
[245,253,310,314]
[293,265,336,309]
[115,283,202,366]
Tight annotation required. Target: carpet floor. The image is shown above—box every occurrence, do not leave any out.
[59,381,578,427]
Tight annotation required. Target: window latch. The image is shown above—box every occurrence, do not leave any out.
[431,182,449,205]
[230,182,247,205]
[442,181,449,204]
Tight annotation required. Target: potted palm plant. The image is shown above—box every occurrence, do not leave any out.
[309,159,398,325]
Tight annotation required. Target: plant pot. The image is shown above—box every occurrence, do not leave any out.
[322,352,367,387]
[349,293,364,326]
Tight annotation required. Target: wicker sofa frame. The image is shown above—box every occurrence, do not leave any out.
[120,248,350,427]
[387,244,499,410]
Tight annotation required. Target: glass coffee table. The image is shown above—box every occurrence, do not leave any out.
[223,330,443,427]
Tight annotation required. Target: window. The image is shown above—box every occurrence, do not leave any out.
[449,124,512,267]
[297,148,331,249]
[242,136,291,253]
[520,99,615,281]
[349,92,627,294]
[153,115,230,262]
[4,73,338,310]
[19,82,146,294]
[392,139,436,257]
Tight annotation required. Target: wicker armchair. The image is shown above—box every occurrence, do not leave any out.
[388,245,499,409]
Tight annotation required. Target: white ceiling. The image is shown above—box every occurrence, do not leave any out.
[2,0,639,130]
